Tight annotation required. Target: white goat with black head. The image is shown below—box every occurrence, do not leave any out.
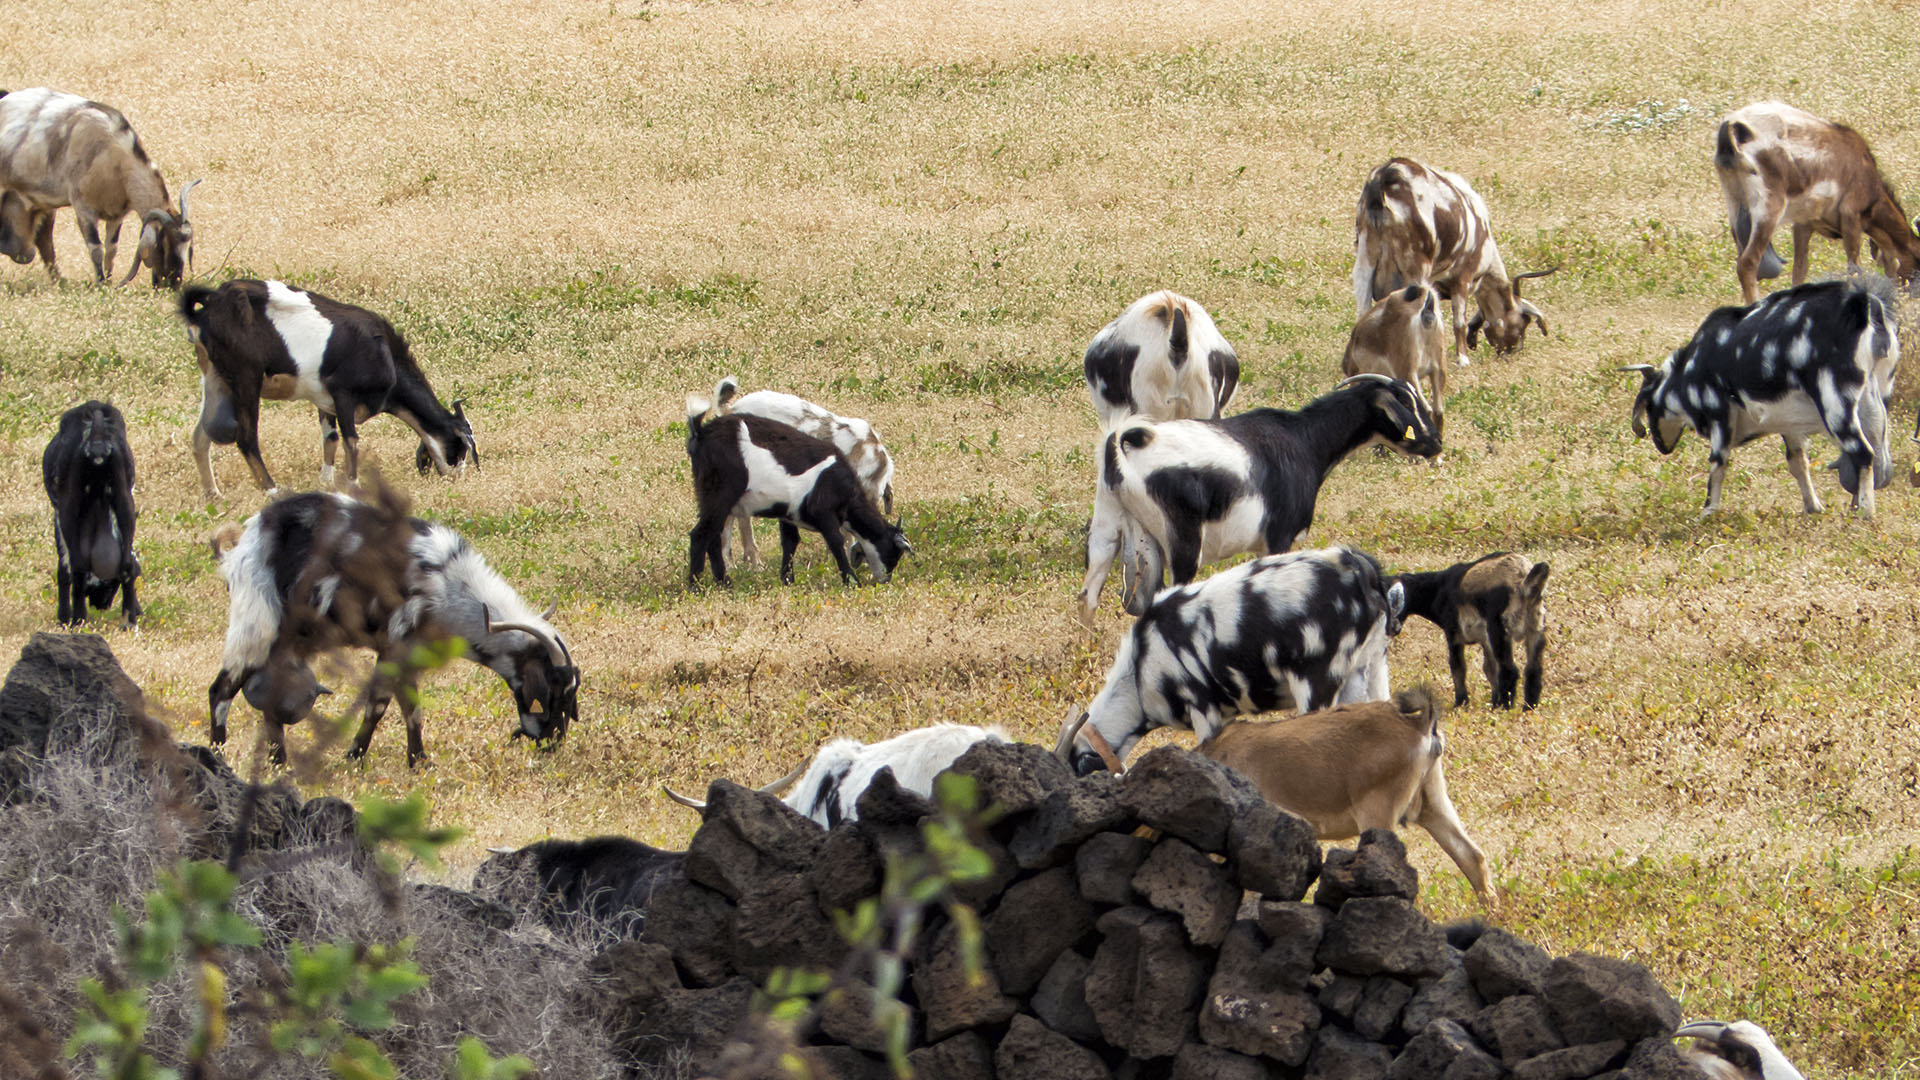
[210,491,577,767]
[1622,278,1898,517]
[0,87,200,286]
[684,392,910,587]
[708,377,897,574]
[1061,545,1405,776]
[1079,374,1438,620]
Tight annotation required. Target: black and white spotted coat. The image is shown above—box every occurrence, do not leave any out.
[1625,279,1898,516]
[1064,545,1404,776]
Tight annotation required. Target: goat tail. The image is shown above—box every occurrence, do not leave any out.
[1392,684,1442,733]
[713,375,741,408]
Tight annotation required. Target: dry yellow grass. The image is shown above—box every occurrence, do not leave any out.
[3,0,1919,1074]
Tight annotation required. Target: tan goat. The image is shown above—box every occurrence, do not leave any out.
[1343,283,1449,432]
[1197,687,1493,904]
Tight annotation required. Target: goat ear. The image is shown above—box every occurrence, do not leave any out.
[1520,301,1549,339]
[1387,581,1406,623]
[1525,562,1550,601]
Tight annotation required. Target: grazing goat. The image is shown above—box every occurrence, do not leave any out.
[42,401,140,627]
[1198,687,1493,904]
[684,394,910,587]
[1079,374,1438,620]
[1061,546,1405,776]
[1676,1021,1807,1080]
[666,722,1008,828]
[0,87,200,285]
[1343,284,1449,432]
[1353,158,1556,363]
[1393,553,1550,710]
[179,280,477,499]
[1623,279,1898,516]
[1083,290,1241,430]
[472,836,686,938]
[709,377,897,574]
[210,490,577,766]
[1715,102,1920,304]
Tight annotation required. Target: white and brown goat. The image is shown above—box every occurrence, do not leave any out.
[1715,102,1920,304]
[1343,283,1449,432]
[1393,553,1549,710]
[1199,687,1494,904]
[0,88,199,286]
[1353,158,1555,364]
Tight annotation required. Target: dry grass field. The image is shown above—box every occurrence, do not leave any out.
[2,0,1918,1073]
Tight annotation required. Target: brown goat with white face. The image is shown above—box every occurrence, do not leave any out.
[1342,283,1449,431]
[1198,686,1493,904]
[1715,102,1920,304]
[1393,553,1549,710]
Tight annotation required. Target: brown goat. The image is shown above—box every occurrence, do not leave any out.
[1342,283,1449,431]
[1715,102,1920,304]
[1198,687,1493,904]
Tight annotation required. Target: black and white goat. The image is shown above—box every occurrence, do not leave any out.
[472,835,686,938]
[1393,553,1550,710]
[210,491,577,766]
[42,401,140,627]
[709,377,897,574]
[0,87,200,285]
[1078,374,1439,620]
[1676,1021,1807,1080]
[1061,545,1404,777]
[684,393,910,587]
[1084,290,1241,430]
[1623,279,1899,517]
[179,280,477,500]
[665,722,1007,828]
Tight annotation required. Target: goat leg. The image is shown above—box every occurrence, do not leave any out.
[811,511,859,584]
[32,211,57,280]
[779,521,801,585]
[402,694,427,769]
[1415,762,1495,906]
[319,412,340,487]
[347,686,395,761]
[1521,633,1546,710]
[1446,637,1471,707]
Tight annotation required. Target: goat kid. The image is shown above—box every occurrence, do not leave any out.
[1623,278,1898,516]
[1715,102,1920,304]
[180,280,476,499]
[1062,545,1404,776]
[1079,374,1438,620]
[1343,284,1449,434]
[1394,553,1549,709]
[1353,158,1555,364]
[210,491,577,766]
[0,87,200,285]
[665,722,1007,828]
[685,394,910,587]
[1199,687,1494,904]
[42,401,140,627]
[708,377,896,574]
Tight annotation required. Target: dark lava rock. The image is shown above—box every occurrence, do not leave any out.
[1617,1037,1703,1079]
[683,780,823,901]
[1464,926,1553,1003]
[1543,954,1683,1046]
[1226,798,1320,901]
[1132,837,1239,947]
[1314,829,1419,910]
[639,875,737,988]
[1076,831,1152,906]
[1087,906,1209,1059]
[1010,771,1129,869]
[1354,975,1415,1041]
[594,941,753,1075]
[1200,920,1321,1065]
[1251,902,1331,991]
[913,920,1019,1041]
[948,739,1074,818]
[810,823,883,915]
[817,978,891,1056]
[995,1013,1109,1080]
[1318,973,1365,1018]
[807,1046,891,1080]
[1305,1025,1394,1080]
[948,830,1019,911]
[1402,967,1486,1040]
[0,633,150,761]
[853,767,934,828]
[1032,950,1102,1043]
[1470,994,1566,1064]
[1513,1039,1629,1080]
[1388,1018,1503,1080]
[906,1032,993,1080]
[730,876,842,981]
[1316,897,1451,978]
[987,866,1096,995]
[1173,1042,1271,1080]
[1116,747,1261,853]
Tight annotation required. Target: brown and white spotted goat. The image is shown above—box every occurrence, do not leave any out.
[1392,552,1549,710]
[1352,158,1556,365]
[1715,102,1920,305]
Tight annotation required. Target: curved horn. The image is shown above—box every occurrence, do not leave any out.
[1617,364,1658,375]
[1673,1021,1730,1041]
[1333,373,1394,391]
[1084,725,1124,773]
[662,785,707,812]
[485,845,516,855]
[1511,265,1560,298]
[759,763,806,795]
[483,604,569,668]
[540,599,559,621]
[178,178,202,222]
[1519,300,1550,339]
[1053,706,1089,763]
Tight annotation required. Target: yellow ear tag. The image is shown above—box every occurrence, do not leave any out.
[1403,425,1415,441]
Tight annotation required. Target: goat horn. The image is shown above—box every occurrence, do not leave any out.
[759,763,806,795]
[1673,1021,1731,1041]
[178,178,202,222]
[1511,265,1559,298]
[485,846,516,855]
[1053,706,1090,762]
[1333,373,1393,391]
[662,785,707,812]
[540,599,559,621]
[483,605,569,669]
[1617,364,1658,375]
[1083,725,1124,773]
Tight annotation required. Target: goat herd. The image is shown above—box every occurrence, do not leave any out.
[14,81,1917,938]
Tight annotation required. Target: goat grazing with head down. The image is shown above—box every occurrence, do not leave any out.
[1393,552,1550,710]
[42,401,141,627]
[1715,102,1920,304]
[0,87,200,286]
[209,488,577,766]
[1353,157,1556,365]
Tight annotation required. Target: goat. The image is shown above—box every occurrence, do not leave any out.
[1078,374,1439,620]
[708,377,897,575]
[472,836,687,938]
[1393,553,1550,710]
[1715,102,1920,304]
[0,87,200,285]
[1623,278,1898,517]
[684,393,910,587]
[664,722,1007,828]
[1675,1021,1807,1080]
[209,490,577,767]
[1342,284,1449,433]
[1197,687,1493,904]
[1353,157,1556,364]
[1061,545,1405,777]
[0,187,53,268]
[41,401,140,627]
[179,279,477,499]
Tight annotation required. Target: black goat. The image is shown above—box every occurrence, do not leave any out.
[1393,552,1550,710]
[179,279,477,500]
[471,836,686,938]
[1079,374,1441,619]
[42,401,140,626]
[684,394,911,587]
